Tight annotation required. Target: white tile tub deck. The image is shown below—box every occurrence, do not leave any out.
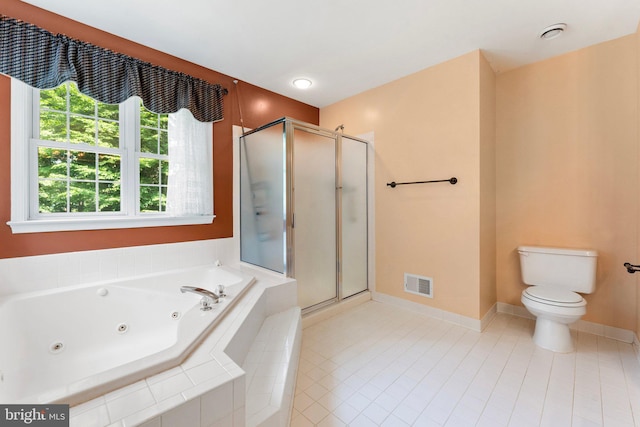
[244,309,302,427]
[69,265,301,427]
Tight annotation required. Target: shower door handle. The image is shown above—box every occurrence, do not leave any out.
[624,262,640,274]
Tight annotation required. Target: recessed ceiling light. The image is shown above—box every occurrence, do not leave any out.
[293,78,312,89]
[539,23,567,40]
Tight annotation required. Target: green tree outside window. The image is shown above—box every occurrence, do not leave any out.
[38,82,169,214]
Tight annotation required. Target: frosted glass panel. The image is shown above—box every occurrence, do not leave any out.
[239,118,368,312]
[240,123,285,273]
[342,137,368,297]
[293,128,337,309]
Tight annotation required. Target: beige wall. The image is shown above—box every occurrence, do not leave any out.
[321,50,495,320]
[637,25,640,337]
[496,35,638,331]
[479,54,497,317]
[321,31,640,332]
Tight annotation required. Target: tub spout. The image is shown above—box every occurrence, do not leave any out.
[180,286,219,311]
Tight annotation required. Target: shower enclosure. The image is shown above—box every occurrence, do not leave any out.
[240,117,368,313]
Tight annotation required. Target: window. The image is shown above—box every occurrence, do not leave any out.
[37,82,125,214]
[9,79,214,233]
[138,104,170,213]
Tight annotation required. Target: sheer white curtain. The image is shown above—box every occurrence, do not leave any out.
[166,109,213,216]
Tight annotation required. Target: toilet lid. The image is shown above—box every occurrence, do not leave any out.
[524,286,584,305]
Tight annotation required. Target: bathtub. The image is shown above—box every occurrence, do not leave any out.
[0,264,255,406]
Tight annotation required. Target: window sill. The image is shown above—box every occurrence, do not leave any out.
[7,215,215,234]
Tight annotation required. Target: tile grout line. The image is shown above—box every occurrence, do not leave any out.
[295,303,640,427]
[407,314,481,424]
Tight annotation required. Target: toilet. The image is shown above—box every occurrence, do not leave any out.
[518,245,598,353]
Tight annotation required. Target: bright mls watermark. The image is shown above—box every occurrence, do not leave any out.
[0,405,68,426]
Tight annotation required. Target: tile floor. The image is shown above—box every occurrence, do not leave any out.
[291,301,640,426]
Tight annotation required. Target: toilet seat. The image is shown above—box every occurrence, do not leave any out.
[522,286,586,308]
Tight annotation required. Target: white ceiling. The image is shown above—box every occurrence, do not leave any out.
[22,0,640,108]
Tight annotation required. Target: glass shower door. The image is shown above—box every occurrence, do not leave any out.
[292,127,337,309]
[239,122,286,273]
[341,136,368,298]
[240,118,368,313]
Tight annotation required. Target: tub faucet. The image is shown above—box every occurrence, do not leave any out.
[180,286,219,311]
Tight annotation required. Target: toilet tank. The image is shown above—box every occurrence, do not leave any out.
[518,246,598,293]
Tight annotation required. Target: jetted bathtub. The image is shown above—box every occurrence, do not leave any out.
[0,264,255,406]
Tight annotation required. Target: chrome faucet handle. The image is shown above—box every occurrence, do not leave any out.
[216,284,226,297]
[199,297,214,311]
[180,286,220,311]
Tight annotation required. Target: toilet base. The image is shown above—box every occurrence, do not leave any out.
[532,317,574,353]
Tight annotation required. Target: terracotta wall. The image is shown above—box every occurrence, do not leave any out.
[496,34,638,331]
[321,50,496,320]
[0,0,318,259]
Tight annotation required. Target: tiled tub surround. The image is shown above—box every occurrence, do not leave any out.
[69,266,301,427]
[0,239,240,299]
[243,309,302,427]
[0,239,301,427]
[0,264,256,406]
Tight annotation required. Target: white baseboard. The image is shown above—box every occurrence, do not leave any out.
[371,291,491,332]
[497,301,534,319]
[303,294,638,348]
[497,302,636,344]
[481,303,498,331]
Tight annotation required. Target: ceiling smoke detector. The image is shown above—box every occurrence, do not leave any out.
[539,23,567,40]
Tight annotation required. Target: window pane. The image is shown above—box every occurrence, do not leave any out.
[98,154,121,181]
[35,83,129,217]
[159,114,168,130]
[140,158,160,184]
[40,85,67,111]
[39,179,68,213]
[69,115,95,145]
[160,186,167,212]
[140,128,158,153]
[38,148,68,179]
[69,181,96,212]
[159,130,168,155]
[140,186,161,212]
[138,103,169,215]
[70,151,96,180]
[98,119,119,148]
[40,111,67,142]
[98,103,119,120]
[160,160,169,185]
[69,84,96,116]
[99,182,121,212]
[140,107,158,128]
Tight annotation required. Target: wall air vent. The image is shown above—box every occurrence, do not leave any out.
[404,273,433,298]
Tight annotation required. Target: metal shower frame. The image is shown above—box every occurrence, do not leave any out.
[240,117,369,314]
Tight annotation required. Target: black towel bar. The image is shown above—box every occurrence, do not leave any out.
[387,177,458,188]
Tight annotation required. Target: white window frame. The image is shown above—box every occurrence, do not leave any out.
[9,79,214,234]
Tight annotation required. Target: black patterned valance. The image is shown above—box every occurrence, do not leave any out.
[0,15,228,122]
